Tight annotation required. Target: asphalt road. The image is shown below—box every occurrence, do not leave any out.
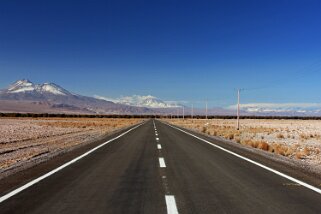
[0,119,321,213]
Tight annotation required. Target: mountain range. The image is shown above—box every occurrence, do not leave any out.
[0,79,155,114]
[2,79,320,116]
[0,79,235,115]
[94,95,180,108]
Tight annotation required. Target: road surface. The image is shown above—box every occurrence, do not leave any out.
[0,119,321,213]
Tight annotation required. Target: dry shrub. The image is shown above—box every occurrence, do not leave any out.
[241,139,251,146]
[228,133,234,140]
[252,141,259,148]
[295,152,304,159]
[277,133,284,139]
[271,143,289,156]
[257,141,269,151]
[303,147,310,156]
[300,133,308,140]
[284,147,294,156]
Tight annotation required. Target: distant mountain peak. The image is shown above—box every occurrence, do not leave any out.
[94,94,181,108]
[39,82,70,95]
[4,79,70,96]
[15,79,33,84]
[8,79,35,93]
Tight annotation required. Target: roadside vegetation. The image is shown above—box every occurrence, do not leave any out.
[163,119,321,163]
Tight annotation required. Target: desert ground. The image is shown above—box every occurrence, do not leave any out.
[0,117,142,178]
[163,118,321,167]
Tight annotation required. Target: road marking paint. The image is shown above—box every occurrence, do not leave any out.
[0,122,145,203]
[155,133,158,136]
[156,137,159,141]
[157,144,162,149]
[159,157,166,168]
[165,195,179,214]
[164,122,321,195]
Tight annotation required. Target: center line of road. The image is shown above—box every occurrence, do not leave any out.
[159,157,166,168]
[165,195,179,214]
[157,144,162,149]
[0,122,145,203]
[156,137,159,141]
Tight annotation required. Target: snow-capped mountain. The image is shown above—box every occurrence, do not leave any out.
[95,95,181,108]
[5,79,71,96]
[0,79,158,114]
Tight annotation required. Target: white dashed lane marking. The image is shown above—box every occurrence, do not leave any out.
[159,157,166,168]
[157,144,162,149]
[165,195,179,214]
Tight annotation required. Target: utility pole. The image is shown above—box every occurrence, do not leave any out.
[237,89,240,130]
[182,106,185,120]
[205,100,208,120]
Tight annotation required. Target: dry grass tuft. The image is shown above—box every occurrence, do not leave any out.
[295,152,305,159]
[257,141,269,151]
[227,133,234,140]
[277,133,284,139]
[303,147,310,156]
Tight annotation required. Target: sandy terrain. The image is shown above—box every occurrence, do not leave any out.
[0,117,142,178]
[163,118,321,167]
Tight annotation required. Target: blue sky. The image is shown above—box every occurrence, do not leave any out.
[1,0,321,107]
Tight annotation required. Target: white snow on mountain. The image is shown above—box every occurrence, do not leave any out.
[4,79,69,96]
[228,103,321,114]
[7,79,35,93]
[94,95,180,108]
[38,83,69,95]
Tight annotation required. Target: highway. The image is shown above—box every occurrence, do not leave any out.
[0,120,321,213]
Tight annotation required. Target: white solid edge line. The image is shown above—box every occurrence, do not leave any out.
[159,157,166,168]
[164,122,321,195]
[0,122,145,203]
[165,195,179,214]
[157,144,162,149]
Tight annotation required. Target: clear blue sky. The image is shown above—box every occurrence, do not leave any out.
[1,0,321,107]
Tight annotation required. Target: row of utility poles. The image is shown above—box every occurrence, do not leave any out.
[169,89,241,130]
